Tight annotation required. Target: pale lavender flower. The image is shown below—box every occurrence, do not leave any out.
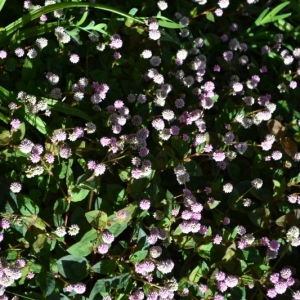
[73,283,86,294]
[140,199,151,210]
[223,51,233,61]
[267,289,277,298]
[70,54,80,63]
[45,154,55,164]
[102,231,114,244]
[213,150,225,162]
[98,243,109,254]
[213,234,223,244]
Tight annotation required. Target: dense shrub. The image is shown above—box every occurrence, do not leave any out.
[1,0,300,299]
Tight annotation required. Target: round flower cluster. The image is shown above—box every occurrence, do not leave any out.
[267,267,295,298]
[0,257,23,296]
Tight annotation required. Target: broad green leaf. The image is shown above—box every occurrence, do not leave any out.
[129,250,148,263]
[89,279,106,299]
[222,243,236,262]
[92,260,116,274]
[37,272,55,297]
[85,210,107,229]
[80,228,97,242]
[198,243,213,259]
[189,266,202,283]
[67,241,93,256]
[32,234,47,253]
[20,196,39,216]
[57,255,88,281]
[22,215,46,232]
[231,286,246,300]
[53,198,70,214]
[69,187,89,202]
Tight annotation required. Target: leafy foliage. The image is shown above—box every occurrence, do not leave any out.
[1,0,300,299]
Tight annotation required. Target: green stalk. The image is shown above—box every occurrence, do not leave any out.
[4,2,145,37]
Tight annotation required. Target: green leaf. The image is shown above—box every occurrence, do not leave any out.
[231,287,246,300]
[250,188,272,201]
[240,248,262,263]
[75,8,89,26]
[11,122,26,143]
[89,279,106,299]
[85,210,107,229]
[92,23,108,34]
[32,234,47,253]
[0,0,6,12]
[184,160,202,176]
[206,12,215,22]
[22,58,37,83]
[57,255,89,281]
[20,196,39,216]
[53,198,70,214]
[37,272,55,297]
[80,228,97,243]
[43,98,92,121]
[248,207,271,228]
[3,2,144,45]
[67,241,93,256]
[129,250,148,263]
[256,2,290,26]
[158,20,183,29]
[24,110,48,135]
[189,266,202,283]
[222,243,236,262]
[171,137,188,157]
[69,187,89,202]
[92,260,116,275]
[0,128,10,146]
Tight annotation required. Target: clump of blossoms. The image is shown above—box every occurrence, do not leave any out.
[267,267,296,298]
[0,257,23,296]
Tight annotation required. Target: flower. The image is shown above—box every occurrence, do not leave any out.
[70,54,80,63]
[55,227,66,237]
[251,178,263,189]
[102,231,114,244]
[73,283,86,294]
[98,243,109,254]
[223,183,233,193]
[10,182,22,193]
[139,199,151,210]
[68,224,80,236]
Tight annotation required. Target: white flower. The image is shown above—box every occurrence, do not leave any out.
[10,182,22,193]
[55,226,67,237]
[68,224,80,236]
[157,0,168,10]
[251,178,263,189]
[223,183,233,193]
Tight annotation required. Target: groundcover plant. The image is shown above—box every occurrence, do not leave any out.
[2,0,300,299]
